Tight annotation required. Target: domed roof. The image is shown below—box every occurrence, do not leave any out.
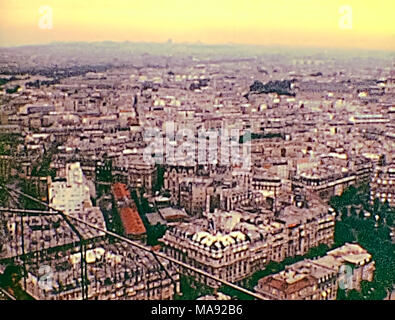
[191,230,247,250]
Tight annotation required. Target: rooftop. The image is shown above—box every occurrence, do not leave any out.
[158,207,189,221]
[120,207,146,236]
[112,183,130,201]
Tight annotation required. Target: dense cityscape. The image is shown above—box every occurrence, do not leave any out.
[0,41,394,302]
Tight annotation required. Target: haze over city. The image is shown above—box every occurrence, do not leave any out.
[0,0,394,50]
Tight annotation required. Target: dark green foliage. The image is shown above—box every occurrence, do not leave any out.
[331,184,395,300]
[174,275,214,300]
[5,85,20,94]
[110,197,124,235]
[153,164,165,192]
[239,132,283,143]
[346,289,363,300]
[0,133,23,156]
[305,243,330,259]
[0,264,34,300]
[96,159,112,183]
[130,188,167,246]
[337,288,346,300]
[0,78,10,86]
[249,79,295,96]
[219,285,254,300]
[0,179,8,206]
[360,280,387,300]
[147,223,167,246]
[341,207,348,220]
[19,179,46,210]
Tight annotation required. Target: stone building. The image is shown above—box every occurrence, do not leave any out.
[160,201,335,287]
[254,243,374,299]
[370,163,395,207]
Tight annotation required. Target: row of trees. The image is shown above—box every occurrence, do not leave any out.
[130,188,167,246]
[330,184,395,300]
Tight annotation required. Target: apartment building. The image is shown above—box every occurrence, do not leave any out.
[48,162,107,236]
[160,201,335,286]
[370,163,395,206]
[23,240,179,300]
[254,243,374,299]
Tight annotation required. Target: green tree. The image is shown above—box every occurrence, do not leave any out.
[334,185,395,300]
[361,281,387,300]
[336,288,347,300]
[305,244,329,259]
[358,209,364,220]
[347,289,363,300]
[341,207,348,220]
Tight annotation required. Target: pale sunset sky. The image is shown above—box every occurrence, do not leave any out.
[0,0,394,50]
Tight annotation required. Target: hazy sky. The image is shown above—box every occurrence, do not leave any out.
[0,0,394,50]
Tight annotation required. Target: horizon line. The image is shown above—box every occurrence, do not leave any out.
[1,40,394,54]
